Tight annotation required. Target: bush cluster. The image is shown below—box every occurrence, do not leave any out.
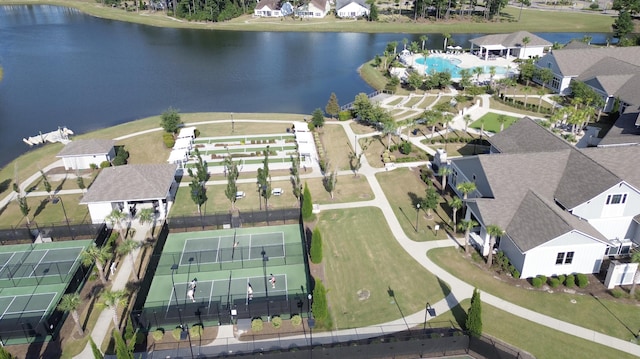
[310,227,323,264]
[493,95,553,115]
[271,316,283,329]
[565,274,575,288]
[576,273,589,288]
[494,251,520,278]
[251,318,264,332]
[291,315,302,327]
[338,111,351,121]
[163,133,175,148]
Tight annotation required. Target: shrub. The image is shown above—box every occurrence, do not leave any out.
[251,318,264,332]
[271,316,283,329]
[100,161,111,168]
[152,329,164,341]
[565,274,575,288]
[310,227,323,263]
[548,277,560,288]
[89,163,98,170]
[291,315,302,327]
[558,274,566,284]
[589,2,599,9]
[172,327,183,340]
[609,288,626,298]
[531,276,543,288]
[194,129,200,138]
[163,133,175,148]
[338,111,351,121]
[312,280,330,329]
[576,273,589,288]
[301,183,314,221]
[511,269,520,279]
[538,275,547,284]
[465,288,482,337]
[190,324,203,338]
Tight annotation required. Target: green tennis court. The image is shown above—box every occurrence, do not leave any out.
[0,292,57,322]
[164,274,289,319]
[178,232,285,266]
[0,247,83,280]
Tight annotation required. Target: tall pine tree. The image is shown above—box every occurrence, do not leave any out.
[465,288,482,337]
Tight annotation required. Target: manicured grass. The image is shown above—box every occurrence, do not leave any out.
[470,112,519,133]
[376,168,451,241]
[12,0,614,33]
[488,98,550,119]
[435,299,638,359]
[0,193,90,227]
[428,247,640,341]
[349,121,377,135]
[195,121,294,138]
[318,207,449,329]
[170,175,373,216]
[359,61,389,92]
[118,132,171,165]
[320,124,352,171]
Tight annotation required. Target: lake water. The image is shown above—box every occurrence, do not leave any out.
[0,5,612,167]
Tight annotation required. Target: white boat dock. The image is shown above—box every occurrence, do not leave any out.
[23,127,73,146]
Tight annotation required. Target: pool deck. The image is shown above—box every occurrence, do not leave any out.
[408,52,518,80]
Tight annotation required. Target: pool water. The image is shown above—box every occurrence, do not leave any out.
[414,56,507,79]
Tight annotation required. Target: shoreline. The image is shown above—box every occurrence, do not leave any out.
[0,0,615,34]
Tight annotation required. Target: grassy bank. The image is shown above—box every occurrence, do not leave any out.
[0,0,615,33]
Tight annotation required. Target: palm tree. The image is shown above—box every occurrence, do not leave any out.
[497,114,508,132]
[106,208,128,241]
[438,166,452,194]
[80,244,112,285]
[57,293,84,336]
[473,67,484,82]
[463,114,473,133]
[101,289,128,332]
[420,35,428,51]
[522,86,531,108]
[137,207,154,226]
[456,181,476,200]
[521,36,531,59]
[448,197,463,226]
[629,251,640,296]
[458,219,478,255]
[488,66,496,86]
[117,239,140,281]
[486,225,504,268]
[381,120,398,150]
[442,114,454,151]
[443,33,451,51]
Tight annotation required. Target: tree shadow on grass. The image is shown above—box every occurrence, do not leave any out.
[0,179,11,195]
[32,198,50,219]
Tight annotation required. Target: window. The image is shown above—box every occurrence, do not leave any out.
[565,252,574,264]
[606,193,627,205]
[551,77,560,90]
[556,252,574,265]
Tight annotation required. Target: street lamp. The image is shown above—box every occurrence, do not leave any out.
[231,112,234,133]
[261,249,270,320]
[307,293,314,357]
[170,264,194,359]
[415,203,421,232]
[52,196,73,240]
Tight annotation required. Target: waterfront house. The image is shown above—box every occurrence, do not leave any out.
[336,0,370,18]
[469,31,551,61]
[296,0,330,18]
[56,139,116,170]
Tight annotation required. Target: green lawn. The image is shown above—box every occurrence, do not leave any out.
[470,112,519,133]
[376,168,451,241]
[318,207,450,329]
[320,124,352,172]
[0,193,90,227]
[429,247,640,342]
[13,0,614,33]
[436,299,638,359]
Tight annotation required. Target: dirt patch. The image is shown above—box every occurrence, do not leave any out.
[357,289,371,301]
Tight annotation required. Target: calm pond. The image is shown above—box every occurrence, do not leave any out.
[0,5,612,166]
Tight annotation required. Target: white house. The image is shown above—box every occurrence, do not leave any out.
[254,0,285,17]
[296,0,330,18]
[449,118,640,278]
[335,0,369,18]
[469,31,551,61]
[56,139,116,170]
[80,163,177,224]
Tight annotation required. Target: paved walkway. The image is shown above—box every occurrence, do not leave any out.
[2,112,635,357]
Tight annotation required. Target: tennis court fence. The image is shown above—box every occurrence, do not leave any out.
[167,208,300,231]
[0,221,107,244]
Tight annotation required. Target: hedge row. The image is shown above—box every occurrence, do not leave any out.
[531,273,589,288]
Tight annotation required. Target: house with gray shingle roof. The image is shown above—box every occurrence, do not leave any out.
[80,163,177,224]
[448,118,640,278]
[336,0,369,18]
[56,139,116,170]
[469,31,551,61]
[296,0,330,18]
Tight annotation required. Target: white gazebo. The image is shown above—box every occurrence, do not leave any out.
[469,31,551,60]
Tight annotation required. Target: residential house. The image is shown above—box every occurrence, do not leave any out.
[296,0,330,18]
[254,0,290,17]
[56,139,116,170]
[448,118,640,278]
[469,31,551,61]
[335,0,369,18]
[534,46,640,109]
[80,163,177,224]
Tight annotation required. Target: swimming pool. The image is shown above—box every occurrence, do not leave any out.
[414,56,508,79]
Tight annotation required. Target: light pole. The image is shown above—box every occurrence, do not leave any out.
[415,203,421,232]
[171,264,194,359]
[231,112,234,133]
[261,248,270,320]
[52,196,73,239]
[307,293,314,358]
